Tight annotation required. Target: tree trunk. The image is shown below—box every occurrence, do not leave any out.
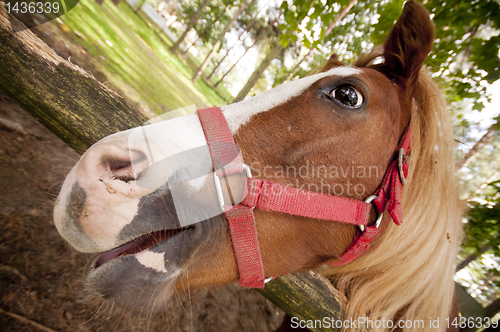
[456,246,492,272]
[232,42,284,102]
[0,5,144,152]
[0,7,346,328]
[456,125,497,170]
[214,32,262,88]
[278,0,356,84]
[484,297,500,317]
[484,297,500,325]
[192,0,255,81]
[112,0,121,6]
[461,297,500,332]
[96,0,104,5]
[181,33,201,55]
[170,0,211,52]
[482,324,500,332]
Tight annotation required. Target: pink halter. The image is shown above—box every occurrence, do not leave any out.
[197,107,410,288]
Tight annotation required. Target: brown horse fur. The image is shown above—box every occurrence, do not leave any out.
[54,2,463,331]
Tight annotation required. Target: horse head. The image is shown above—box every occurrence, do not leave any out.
[54,1,461,329]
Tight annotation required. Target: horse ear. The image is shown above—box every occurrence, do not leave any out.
[321,54,345,72]
[384,1,434,96]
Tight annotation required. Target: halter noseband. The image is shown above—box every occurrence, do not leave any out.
[196,107,410,288]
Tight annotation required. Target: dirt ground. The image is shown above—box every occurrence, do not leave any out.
[0,19,284,332]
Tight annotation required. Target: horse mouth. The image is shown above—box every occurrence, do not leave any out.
[91,227,193,269]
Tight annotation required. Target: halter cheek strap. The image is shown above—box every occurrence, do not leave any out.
[327,126,411,266]
[196,107,410,288]
[197,107,266,288]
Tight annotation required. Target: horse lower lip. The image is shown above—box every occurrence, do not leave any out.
[92,228,188,269]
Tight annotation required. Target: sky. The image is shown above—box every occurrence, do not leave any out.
[465,80,500,140]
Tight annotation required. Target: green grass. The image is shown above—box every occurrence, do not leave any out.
[59,0,231,117]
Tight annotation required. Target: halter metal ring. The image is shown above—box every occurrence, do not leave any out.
[214,164,252,211]
[398,148,407,185]
[359,195,383,232]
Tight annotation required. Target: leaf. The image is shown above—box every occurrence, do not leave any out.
[473,102,486,112]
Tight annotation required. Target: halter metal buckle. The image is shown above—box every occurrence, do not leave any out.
[214,164,252,212]
[359,195,383,232]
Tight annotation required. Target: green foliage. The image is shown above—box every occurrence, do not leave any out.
[271,0,405,84]
[424,0,500,111]
[234,0,259,30]
[243,10,281,47]
[326,1,377,58]
[176,0,234,45]
[278,0,354,48]
[457,254,500,306]
[470,35,500,84]
[458,131,500,195]
[465,185,500,257]
[370,0,404,45]
[460,181,500,304]
[275,0,499,114]
[278,0,401,52]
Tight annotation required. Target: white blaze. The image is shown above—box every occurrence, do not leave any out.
[222,67,362,133]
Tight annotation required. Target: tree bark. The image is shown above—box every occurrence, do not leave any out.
[192,0,255,81]
[259,271,343,332]
[232,41,284,102]
[0,4,144,152]
[170,0,211,53]
[0,6,346,328]
[457,126,497,170]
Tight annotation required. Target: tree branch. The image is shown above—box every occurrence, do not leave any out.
[456,124,497,170]
[456,246,492,272]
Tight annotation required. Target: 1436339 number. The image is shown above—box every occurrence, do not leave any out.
[5,1,61,14]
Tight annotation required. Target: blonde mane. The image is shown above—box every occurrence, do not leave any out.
[321,55,464,331]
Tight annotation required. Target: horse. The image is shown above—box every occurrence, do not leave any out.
[53,1,462,331]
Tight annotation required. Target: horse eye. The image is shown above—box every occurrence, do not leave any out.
[330,84,363,108]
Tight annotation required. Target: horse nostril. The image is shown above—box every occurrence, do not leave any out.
[103,158,134,182]
[102,150,148,183]
[109,159,132,173]
[109,160,135,182]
